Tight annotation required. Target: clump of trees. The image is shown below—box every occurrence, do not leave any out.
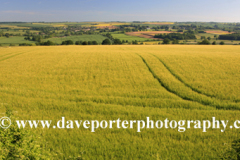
[198,40,225,45]
[89,41,98,45]
[61,40,74,45]
[113,39,122,45]
[5,33,10,38]
[82,41,88,45]
[132,40,138,45]
[102,33,114,40]
[102,39,111,45]
[36,40,55,46]
[101,38,135,45]
[198,30,206,33]
[162,38,171,44]
[220,41,225,45]
[219,33,240,40]
[24,35,43,42]
[177,29,183,32]
[198,39,210,45]
[75,41,82,45]
[172,38,179,44]
[19,43,33,46]
[75,41,98,45]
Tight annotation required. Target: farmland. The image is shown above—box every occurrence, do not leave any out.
[0,45,240,159]
[1,22,240,46]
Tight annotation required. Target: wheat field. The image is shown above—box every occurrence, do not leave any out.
[0,45,240,159]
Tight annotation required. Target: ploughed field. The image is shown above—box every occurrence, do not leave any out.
[0,45,240,159]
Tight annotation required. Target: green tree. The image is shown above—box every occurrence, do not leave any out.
[82,41,88,45]
[102,39,111,45]
[75,41,82,45]
[45,40,55,46]
[212,41,216,45]
[24,36,31,40]
[61,40,73,45]
[105,33,113,40]
[199,39,210,45]
[92,41,98,45]
[172,38,179,44]
[88,41,93,45]
[220,41,225,45]
[132,40,138,45]
[5,33,10,38]
[113,38,122,45]
[19,43,32,46]
[25,30,30,35]
[162,38,170,44]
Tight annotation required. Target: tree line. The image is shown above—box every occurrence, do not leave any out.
[33,38,140,46]
[218,33,240,40]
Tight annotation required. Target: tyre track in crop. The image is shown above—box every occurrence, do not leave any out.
[136,53,202,103]
[150,53,240,104]
[0,51,29,62]
[136,53,240,110]
[150,54,219,99]
[0,52,18,58]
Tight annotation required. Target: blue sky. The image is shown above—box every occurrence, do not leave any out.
[0,0,240,22]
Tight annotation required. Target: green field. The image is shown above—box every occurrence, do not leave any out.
[0,46,240,159]
[0,36,36,46]
[111,33,152,42]
[44,35,108,44]
[195,33,217,39]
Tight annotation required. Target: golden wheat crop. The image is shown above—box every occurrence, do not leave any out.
[0,45,240,159]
